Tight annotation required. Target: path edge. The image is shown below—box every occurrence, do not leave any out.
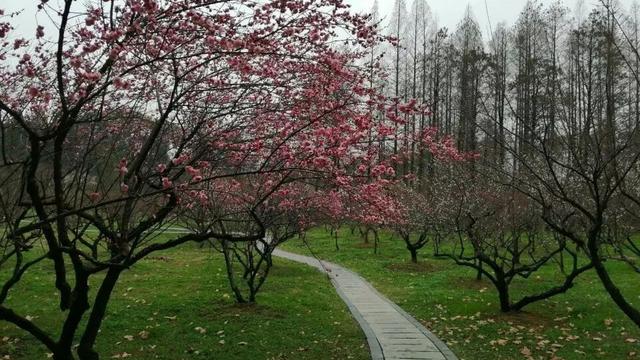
[273,249,458,360]
[338,266,458,360]
[273,250,384,360]
[332,279,385,360]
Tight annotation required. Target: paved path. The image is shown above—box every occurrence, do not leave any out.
[273,249,457,360]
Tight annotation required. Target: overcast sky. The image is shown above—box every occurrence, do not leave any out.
[0,0,618,41]
[343,0,598,36]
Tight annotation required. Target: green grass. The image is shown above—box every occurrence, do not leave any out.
[282,228,640,360]
[0,242,369,360]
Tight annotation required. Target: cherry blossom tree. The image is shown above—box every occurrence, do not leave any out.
[190,180,340,303]
[0,0,406,358]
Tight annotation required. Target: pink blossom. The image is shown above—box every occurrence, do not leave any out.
[161,177,172,190]
[117,159,128,177]
[70,57,82,69]
[313,156,330,169]
[81,71,102,82]
[196,191,208,206]
[172,154,189,165]
[13,39,25,50]
[185,166,200,177]
[20,53,31,64]
[36,25,44,39]
[88,192,101,203]
[27,86,39,98]
[113,77,129,90]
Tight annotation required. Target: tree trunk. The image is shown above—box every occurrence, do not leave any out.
[373,230,379,255]
[409,247,418,263]
[221,242,246,304]
[360,227,369,244]
[589,234,640,327]
[496,275,511,312]
[77,268,123,360]
[53,349,76,360]
[57,272,90,360]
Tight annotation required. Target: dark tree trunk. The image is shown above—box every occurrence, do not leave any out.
[589,232,640,327]
[373,230,379,255]
[409,247,418,263]
[77,268,123,360]
[495,274,511,312]
[56,272,91,360]
[361,228,369,244]
[222,242,246,304]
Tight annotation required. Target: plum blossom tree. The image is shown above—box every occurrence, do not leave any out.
[436,168,594,313]
[0,0,409,358]
[386,130,476,262]
[392,185,434,263]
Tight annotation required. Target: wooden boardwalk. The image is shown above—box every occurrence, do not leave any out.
[273,249,458,360]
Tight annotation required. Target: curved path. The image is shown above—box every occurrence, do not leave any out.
[273,249,458,360]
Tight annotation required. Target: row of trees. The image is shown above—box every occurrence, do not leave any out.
[369,0,640,326]
[118,0,640,335]
[2,0,639,358]
[0,0,431,358]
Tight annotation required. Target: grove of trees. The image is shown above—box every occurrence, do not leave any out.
[0,0,426,358]
[2,0,640,359]
[373,0,640,327]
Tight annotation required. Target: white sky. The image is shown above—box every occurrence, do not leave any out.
[0,0,620,41]
[344,0,601,37]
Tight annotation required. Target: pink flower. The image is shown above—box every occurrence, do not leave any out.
[70,57,82,69]
[313,156,330,169]
[80,70,102,82]
[182,165,203,183]
[118,159,128,177]
[36,25,44,39]
[120,183,129,193]
[197,191,208,206]
[13,39,25,50]
[27,86,39,98]
[88,192,101,202]
[156,163,167,173]
[113,77,129,90]
[161,177,172,190]
[172,154,189,165]
[185,166,200,177]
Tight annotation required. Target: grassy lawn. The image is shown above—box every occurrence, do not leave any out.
[282,228,640,360]
[0,242,369,360]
